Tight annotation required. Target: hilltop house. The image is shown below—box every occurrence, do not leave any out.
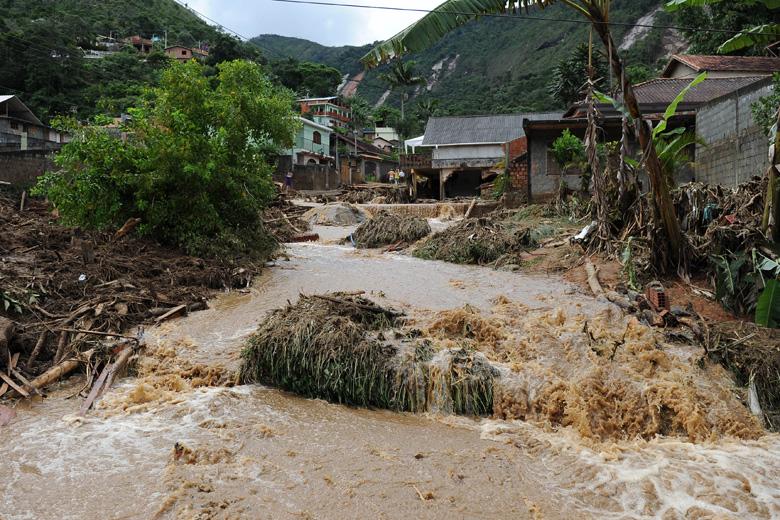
[297,97,351,130]
[405,113,561,199]
[523,70,774,199]
[124,35,154,54]
[165,46,209,62]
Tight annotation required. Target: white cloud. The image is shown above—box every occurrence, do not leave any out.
[185,0,443,46]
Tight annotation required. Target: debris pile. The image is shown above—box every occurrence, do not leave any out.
[340,184,408,204]
[262,193,310,243]
[239,292,496,414]
[706,321,780,430]
[0,191,262,398]
[302,202,368,226]
[351,211,431,248]
[413,218,535,264]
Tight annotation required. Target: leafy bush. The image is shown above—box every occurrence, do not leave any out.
[35,60,298,260]
[752,73,780,137]
[551,129,586,170]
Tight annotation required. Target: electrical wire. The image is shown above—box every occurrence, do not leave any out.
[270,0,780,37]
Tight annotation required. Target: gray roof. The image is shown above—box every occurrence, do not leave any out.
[422,112,562,146]
[0,95,43,126]
[633,76,766,105]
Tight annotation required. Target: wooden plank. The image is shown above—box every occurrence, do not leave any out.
[154,304,187,324]
[0,372,29,398]
[78,363,112,416]
[0,353,20,398]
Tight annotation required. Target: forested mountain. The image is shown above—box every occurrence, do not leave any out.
[0,0,252,122]
[253,0,685,115]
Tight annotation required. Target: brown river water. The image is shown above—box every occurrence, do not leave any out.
[1,222,779,519]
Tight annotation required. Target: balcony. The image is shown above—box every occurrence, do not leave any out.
[400,153,432,170]
[311,110,351,123]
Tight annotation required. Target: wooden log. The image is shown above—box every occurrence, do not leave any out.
[0,372,29,398]
[113,217,141,241]
[584,259,604,296]
[464,198,478,219]
[23,351,92,394]
[79,363,111,416]
[102,346,136,391]
[53,330,69,364]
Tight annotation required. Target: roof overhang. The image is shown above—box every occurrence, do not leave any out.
[0,95,43,126]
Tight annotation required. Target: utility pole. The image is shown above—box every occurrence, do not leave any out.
[164,30,168,48]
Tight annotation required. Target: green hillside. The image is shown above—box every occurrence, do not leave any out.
[0,0,241,121]
[253,0,678,115]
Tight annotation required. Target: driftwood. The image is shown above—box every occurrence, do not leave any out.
[154,304,188,324]
[113,217,141,241]
[464,198,478,219]
[584,259,604,296]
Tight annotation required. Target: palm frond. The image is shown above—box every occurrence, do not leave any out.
[361,0,562,68]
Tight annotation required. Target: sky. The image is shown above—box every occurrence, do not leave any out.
[187,0,443,47]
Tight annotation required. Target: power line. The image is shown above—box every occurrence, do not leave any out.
[170,0,288,59]
[270,0,780,37]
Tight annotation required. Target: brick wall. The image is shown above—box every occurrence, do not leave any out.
[695,78,773,186]
[507,154,529,194]
[0,150,55,186]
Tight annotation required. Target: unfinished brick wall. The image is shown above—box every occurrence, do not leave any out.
[508,155,529,193]
[695,79,773,186]
[0,150,55,186]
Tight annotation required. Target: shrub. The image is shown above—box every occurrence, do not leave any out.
[35,60,298,259]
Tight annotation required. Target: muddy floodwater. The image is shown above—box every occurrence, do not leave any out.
[2,223,780,519]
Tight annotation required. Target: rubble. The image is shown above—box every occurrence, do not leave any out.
[350,211,431,248]
[0,190,264,398]
[302,202,368,226]
[340,184,409,204]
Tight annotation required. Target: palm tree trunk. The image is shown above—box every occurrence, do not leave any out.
[588,10,684,269]
[762,108,780,241]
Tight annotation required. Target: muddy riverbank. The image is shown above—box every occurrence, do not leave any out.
[1,224,779,519]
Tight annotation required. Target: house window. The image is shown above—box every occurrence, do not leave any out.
[181,50,187,56]
[546,150,562,176]
[312,131,321,145]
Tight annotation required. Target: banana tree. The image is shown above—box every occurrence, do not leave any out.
[361,0,685,269]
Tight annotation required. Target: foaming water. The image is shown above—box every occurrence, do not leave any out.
[1,226,778,519]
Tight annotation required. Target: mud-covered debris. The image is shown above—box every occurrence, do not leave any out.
[0,190,262,389]
[706,321,780,430]
[413,218,535,265]
[302,203,368,226]
[351,211,431,248]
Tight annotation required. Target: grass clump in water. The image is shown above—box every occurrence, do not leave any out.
[351,211,431,248]
[413,218,535,265]
[239,292,497,415]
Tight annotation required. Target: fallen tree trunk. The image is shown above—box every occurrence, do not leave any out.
[584,259,604,296]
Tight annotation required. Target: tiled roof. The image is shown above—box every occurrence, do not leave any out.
[632,76,767,105]
[663,55,780,75]
[422,112,562,146]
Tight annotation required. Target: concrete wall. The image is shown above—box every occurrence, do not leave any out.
[432,143,503,169]
[0,150,56,185]
[528,137,583,200]
[273,163,340,191]
[695,78,773,186]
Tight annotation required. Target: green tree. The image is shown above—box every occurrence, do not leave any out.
[269,58,343,97]
[362,0,686,270]
[549,42,608,107]
[35,60,298,259]
[666,0,780,54]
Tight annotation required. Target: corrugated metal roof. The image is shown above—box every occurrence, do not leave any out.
[633,76,766,104]
[0,95,44,126]
[664,54,780,75]
[422,112,562,146]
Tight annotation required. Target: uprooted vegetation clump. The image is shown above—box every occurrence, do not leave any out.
[239,293,766,442]
[412,218,536,264]
[239,292,496,414]
[351,211,431,248]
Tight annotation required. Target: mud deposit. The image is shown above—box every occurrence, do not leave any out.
[1,225,779,519]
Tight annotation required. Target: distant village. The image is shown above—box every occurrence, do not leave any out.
[1,49,778,203]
